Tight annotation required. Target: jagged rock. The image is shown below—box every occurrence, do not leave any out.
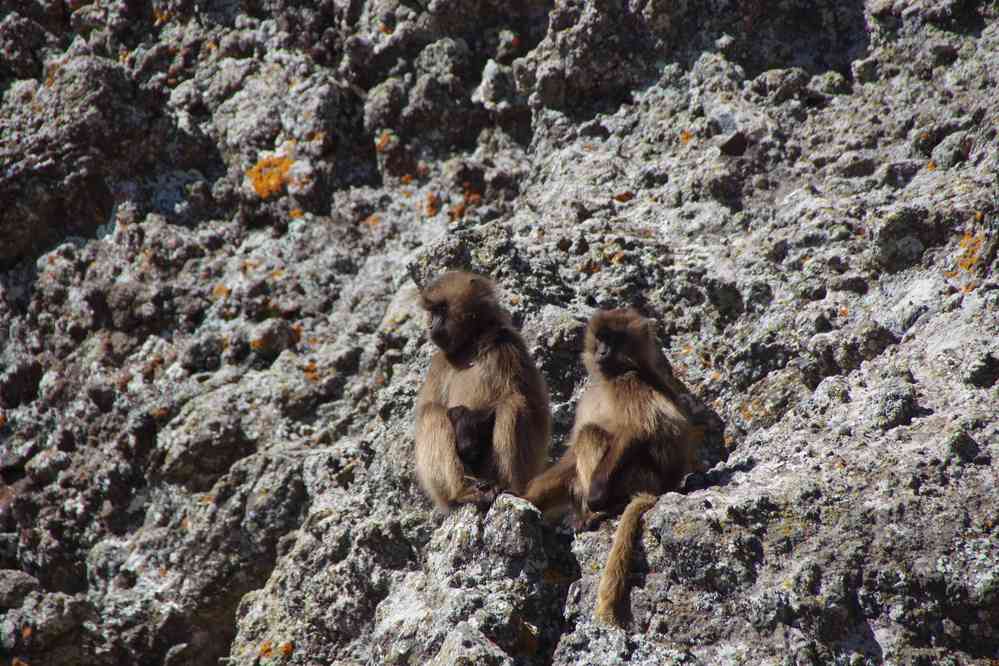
[1,2,997,665]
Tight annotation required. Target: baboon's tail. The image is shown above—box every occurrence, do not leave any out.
[595,493,659,625]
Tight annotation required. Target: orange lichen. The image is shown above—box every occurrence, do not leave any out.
[957,231,984,272]
[13,658,29,666]
[400,174,414,185]
[379,23,393,34]
[462,182,481,204]
[211,284,230,300]
[259,641,274,658]
[289,208,304,219]
[198,494,215,505]
[0,413,6,428]
[609,251,626,265]
[153,7,172,26]
[270,268,286,280]
[303,361,319,383]
[509,295,521,306]
[679,129,694,145]
[241,259,260,273]
[839,307,849,317]
[613,191,634,203]
[450,182,482,221]
[280,641,295,657]
[22,625,32,640]
[142,355,165,381]
[250,338,266,351]
[150,406,169,419]
[247,156,294,199]
[375,130,393,153]
[362,214,380,227]
[425,192,441,217]
[290,323,303,345]
[926,160,937,172]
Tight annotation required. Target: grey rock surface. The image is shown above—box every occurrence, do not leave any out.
[1,0,997,664]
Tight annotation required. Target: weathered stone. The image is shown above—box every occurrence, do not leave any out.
[1,2,997,665]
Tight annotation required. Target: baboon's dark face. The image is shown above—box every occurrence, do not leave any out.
[591,328,635,377]
[425,299,452,351]
[584,309,656,379]
[420,271,498,358]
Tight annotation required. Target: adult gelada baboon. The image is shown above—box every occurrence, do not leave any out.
[524,308,699,625]
[413,270,550,511]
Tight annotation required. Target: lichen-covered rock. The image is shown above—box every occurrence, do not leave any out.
[1,1,997,665]
[0,56,154,267]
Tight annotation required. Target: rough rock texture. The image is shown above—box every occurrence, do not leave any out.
[1,0,997,664]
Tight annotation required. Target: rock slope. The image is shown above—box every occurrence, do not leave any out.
[1,0,996,664]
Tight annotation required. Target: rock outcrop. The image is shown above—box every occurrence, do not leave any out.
[1,0,996,664]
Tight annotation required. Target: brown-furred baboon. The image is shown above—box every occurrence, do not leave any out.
[413,270,550,511]
[523,308,699,625]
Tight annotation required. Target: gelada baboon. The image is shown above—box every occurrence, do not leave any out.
[447,405,496,474]
[413,270,550,511]
[523,308,699,625]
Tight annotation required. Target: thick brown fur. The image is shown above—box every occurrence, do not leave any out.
[414,271,551,511]
[523,308,699,625]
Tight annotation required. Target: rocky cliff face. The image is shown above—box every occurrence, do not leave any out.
[1,1,997,664]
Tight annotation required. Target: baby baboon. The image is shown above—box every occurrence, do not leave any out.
[413,270,550,511]
[447,405,496,473]
[523,308,699,625]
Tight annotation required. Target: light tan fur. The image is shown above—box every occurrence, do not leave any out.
[523,308,699,625]
[414,271,551,511]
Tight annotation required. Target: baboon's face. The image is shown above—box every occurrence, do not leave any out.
[424,298,452,351]
[584,309,657,379]
[420,271,497,357]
